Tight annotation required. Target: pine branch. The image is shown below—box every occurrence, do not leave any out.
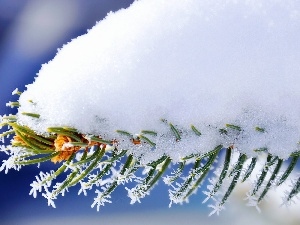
[1,93,300,215]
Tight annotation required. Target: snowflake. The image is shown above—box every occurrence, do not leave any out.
[281,190,294,208]
[244,192,261,213]
[125,184,149,204]
[78,181,90,196]
[91,189,112,211]
[116,168,141,185]
[0,147,25,173]
[42,188,56,208]
[208,203,225,216]
[163,175,179,186]
[52,182,69,197]
[202,190,217,204]
[29,171,53,198]
[0,145,7,153]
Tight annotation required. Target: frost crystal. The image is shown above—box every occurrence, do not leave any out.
[29,171,54,198]
[126,184,150,204]
[0,147,26,173]
[91,189,112,211]
[244,192,261,213]
[208,203,226,216]
[42,188,57,208]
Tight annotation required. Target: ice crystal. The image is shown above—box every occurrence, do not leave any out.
[91,189,112,211]
[126,184,150,204]
[29,171,54,198]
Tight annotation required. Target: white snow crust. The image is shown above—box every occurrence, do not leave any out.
[17,0,300,160]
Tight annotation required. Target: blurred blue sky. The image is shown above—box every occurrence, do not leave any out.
[0,1,299,224]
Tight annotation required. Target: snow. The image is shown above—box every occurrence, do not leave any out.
[17,0,300,160]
